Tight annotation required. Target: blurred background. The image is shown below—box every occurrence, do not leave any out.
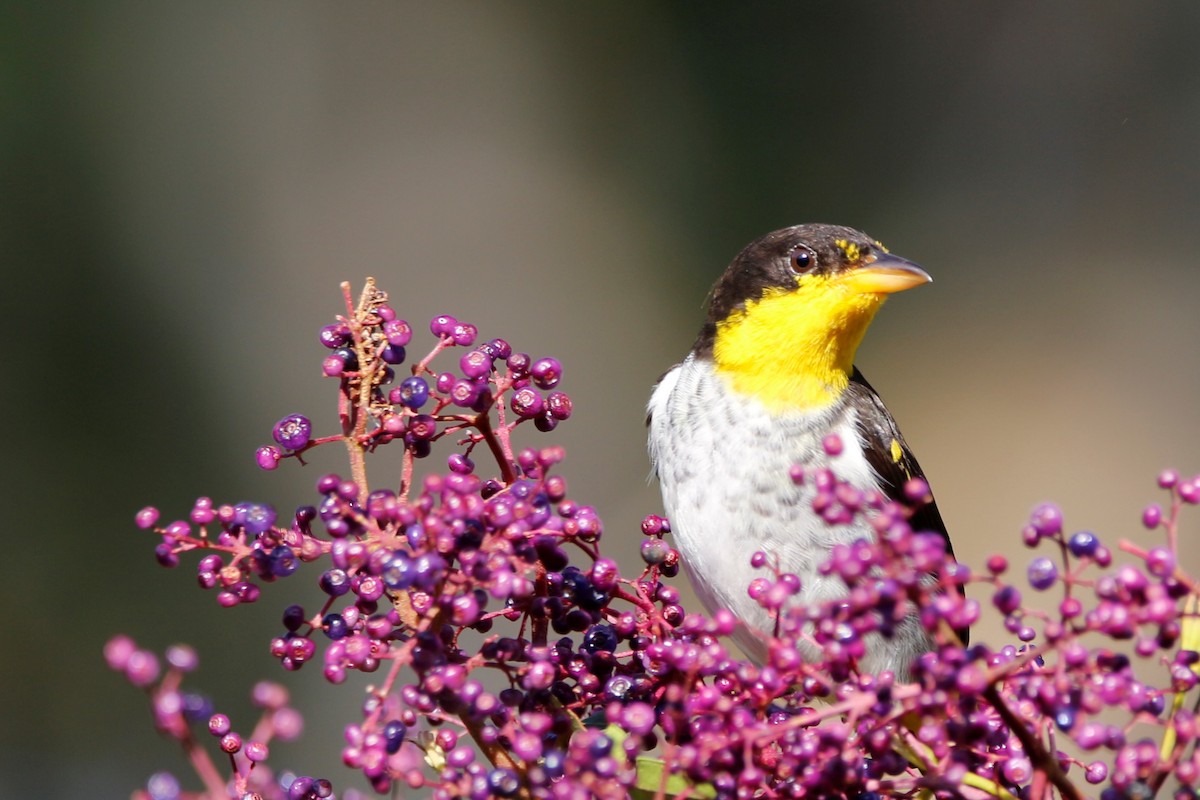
[4,2,1200,797]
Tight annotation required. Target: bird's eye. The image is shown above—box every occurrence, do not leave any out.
[788,246,817,275]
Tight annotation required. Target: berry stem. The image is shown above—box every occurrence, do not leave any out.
[181,730,227,800]
[474,410,516,485]
[983,685,1082,800]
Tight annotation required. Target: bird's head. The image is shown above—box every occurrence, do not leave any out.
[698,224,931,413]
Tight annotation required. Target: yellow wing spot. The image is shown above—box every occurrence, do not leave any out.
[874,240,889,254]
[889,438,914,479]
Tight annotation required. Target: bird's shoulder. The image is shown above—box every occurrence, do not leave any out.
[844,368,950,550]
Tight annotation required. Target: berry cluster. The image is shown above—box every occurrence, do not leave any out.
[111,279,1200,800]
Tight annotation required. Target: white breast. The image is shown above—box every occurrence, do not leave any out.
[648,355,929,677]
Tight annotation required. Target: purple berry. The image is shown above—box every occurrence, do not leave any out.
[125,649,161,687]
[460,350,493,380]
[546,391,572,420]
[506,353,531,377]
[135,507,160,529]
[1146,547,1176,578]
[233,502,277,536]
[450,380,481,408]
[380,344,406,364]
[395,376,430,409]
[487,338,512,359]
[322,354,345,377]
[487,768,520,798]
[319,323,350,349]
[430,314,457,338]
[256,445,282,470]
[1027,556,1058,590]
[451,323,478,347]
[208,713,231,736]
[1068,531,1099,558]
[510,387,545,419]
[1029,503,1064,537]
[273,414,313,450]
[383,319,412,347]
[408,415,436,440]
[104,635,136,670]
[244,741,269,762]
[530,357,562,390]
[165,644,198,671]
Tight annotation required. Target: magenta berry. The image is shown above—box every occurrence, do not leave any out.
[510,387,545,419]
[530,357,562,389]
[318,323,350,349]
[273,414,313,450]
[383,319,412,346]
[430,314,457,337]
[135,506,160,529]
[459,349,492,380]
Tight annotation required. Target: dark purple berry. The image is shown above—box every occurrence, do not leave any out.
[487,338,512,359]
[233,502,277,535]
[1068,531,1099,558]
[323,613,349,640]
[331,347,357,370]
[319,323,350,349]
[395,376,430,409]
[408,415,436,440]
[380,344,406,364]
[282,604,306,632]
[319,569,351,597]
[487,768,520,798]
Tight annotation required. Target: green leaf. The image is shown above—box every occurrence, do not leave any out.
[632,755,717,799]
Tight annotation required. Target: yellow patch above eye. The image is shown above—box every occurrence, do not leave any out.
[833,239,862,263]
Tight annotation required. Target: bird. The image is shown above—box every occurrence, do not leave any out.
[646,223,963,680]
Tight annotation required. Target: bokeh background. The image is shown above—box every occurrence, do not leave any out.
[5,3,1200,797]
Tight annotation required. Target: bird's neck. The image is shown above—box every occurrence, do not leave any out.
[711,285,885,413]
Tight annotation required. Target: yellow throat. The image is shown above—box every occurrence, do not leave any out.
[712,274,886,413]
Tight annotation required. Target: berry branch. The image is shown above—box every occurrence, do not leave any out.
[111,279,1200,800]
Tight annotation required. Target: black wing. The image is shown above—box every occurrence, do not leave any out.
[846,367,968,644]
